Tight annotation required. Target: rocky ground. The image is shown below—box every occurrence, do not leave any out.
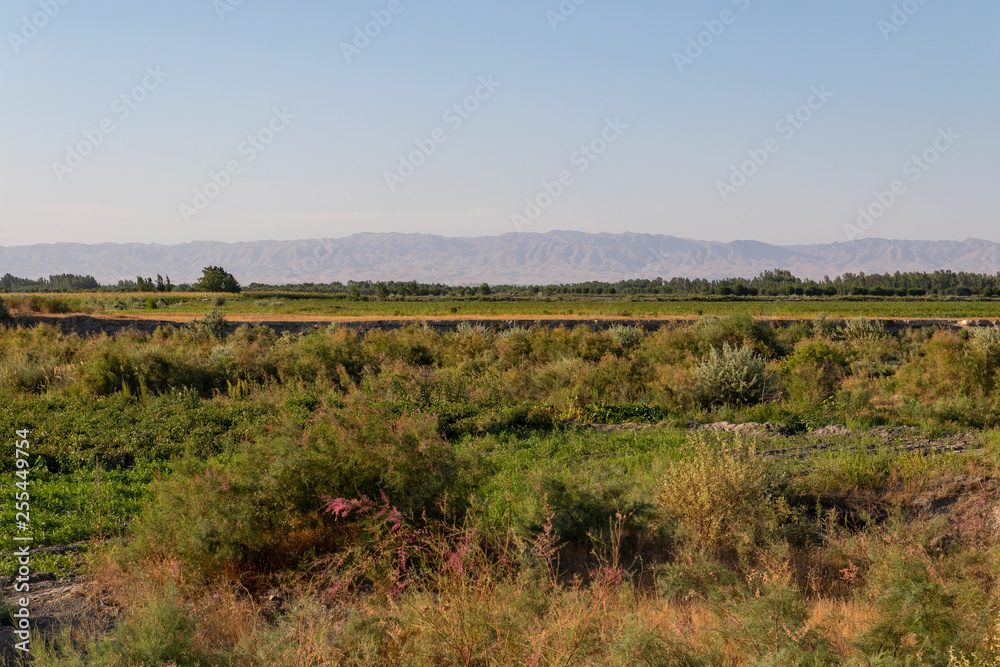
[0,574,116,663]
[0,543,119,663]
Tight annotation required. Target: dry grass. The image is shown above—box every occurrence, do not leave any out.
[807,598,880,658]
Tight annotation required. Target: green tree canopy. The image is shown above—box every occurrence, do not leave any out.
[195,266,241,293]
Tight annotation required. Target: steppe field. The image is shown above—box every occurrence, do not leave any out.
[5,293,1000,665]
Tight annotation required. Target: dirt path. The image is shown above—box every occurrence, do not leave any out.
[1,574,117,662]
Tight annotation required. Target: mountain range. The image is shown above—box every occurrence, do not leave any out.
[2,232,999,285]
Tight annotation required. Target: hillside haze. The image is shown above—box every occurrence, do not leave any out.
[2,232,999,285]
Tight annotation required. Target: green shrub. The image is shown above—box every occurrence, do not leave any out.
[802,447,900,493]
[657,435,790,557]
[856,555,961,665]
[515,472,649,545]
[363,326,440,366]
[456,321,490,337]
[812,313,840,339]
[258,398,458,519]
[693,314,781,357]
[694,342,770,407]
[78,338,213,396]
[607,324,643,349]
[894,331,990,401]
[274,327,366,386]
[0,352,67,393]
[579,403,673,424]
[843,318,889,344]
[781,339,849,406]
[138,395,461,569]
[33,582,212,666]
[971,327,1000,349]
[972,327,1000,374]
[712,559,836,665]
[923,396,1000,429]
[186,310,230,340]
[482,402,555,432]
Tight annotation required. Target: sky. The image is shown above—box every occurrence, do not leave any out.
[1,0,997,249]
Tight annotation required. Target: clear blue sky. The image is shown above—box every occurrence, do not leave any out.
[1,0,997,247]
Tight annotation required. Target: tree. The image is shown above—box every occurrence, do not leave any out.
[195,266,241,293]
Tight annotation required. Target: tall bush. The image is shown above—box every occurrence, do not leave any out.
[657,435,790,558]
[694,342,770,407]
[137,394,460,570]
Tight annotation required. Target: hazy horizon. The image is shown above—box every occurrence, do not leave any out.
[3,1,997,250]
[3,230,1000,252]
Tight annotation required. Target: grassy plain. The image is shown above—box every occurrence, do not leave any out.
[4,306,1000,664]
[5,290,1000,320]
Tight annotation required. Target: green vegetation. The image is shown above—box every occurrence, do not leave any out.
[253,268,1000,299]
[6,288,1000,321]
[0,266,1000,301]
[0,273,100,292]
[194,266,241,294]
[6,314,1000,664]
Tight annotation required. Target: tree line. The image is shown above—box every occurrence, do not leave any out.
[4,267,1000,298]
[249,269,1000,299]
[1,267,241,294]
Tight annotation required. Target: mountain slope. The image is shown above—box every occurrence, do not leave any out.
[1,232,997,284]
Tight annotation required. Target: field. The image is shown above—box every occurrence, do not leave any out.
[5,290,1000,320]
[5,299,1000,664]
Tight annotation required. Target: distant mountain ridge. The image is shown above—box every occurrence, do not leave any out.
[2,232,999,285]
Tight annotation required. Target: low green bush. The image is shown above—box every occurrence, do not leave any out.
[137,394,462,570]
[781,339,849,407]
[856,554,963,665]
[606,324,644,350]
[694,342,771,407]
[843,318,889,344]
[693,313,782,357]
[514,472,650,545]
[186,310,230,340]
[33,582,212,666]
